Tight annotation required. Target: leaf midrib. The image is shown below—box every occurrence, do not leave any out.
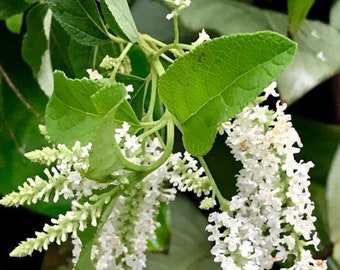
[54,94,100,118]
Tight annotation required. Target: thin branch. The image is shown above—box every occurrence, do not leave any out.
[0,64,45,124]
[2,121,22,153]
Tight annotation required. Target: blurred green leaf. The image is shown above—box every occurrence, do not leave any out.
[101,0,139,42]
[0,0,30,20]
[326,145,340,243]
[309,183,331,248]
[293,117,340,185]
[334,243,340,269]
[159,31,296,156]
[330,0,340,30]
[146,195,219,270]
[287,0,315,38]
[181,0,340,104]
[22,4,53,96]
[5,13,23,34]
[147,202,171,252]
[47,0,109,46]
[130,0,173,42]
[0,25,69,217]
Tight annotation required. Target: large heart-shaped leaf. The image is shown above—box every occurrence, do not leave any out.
[159,31,296,156]
[180,0,340,104]
[45,72,132,179]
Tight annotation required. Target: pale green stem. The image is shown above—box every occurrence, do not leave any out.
[198,157,230,212]
[173,15,180,45]
[113,115,174,173]
[139,115,168,141]
[110,43,134,81]
[92,46,99,69]
[144,69,158,122]
[107,32,129,44]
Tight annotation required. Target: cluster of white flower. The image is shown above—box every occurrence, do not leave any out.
[168,151,211,198]
[0,141,115,257]
[206,82,327,269]
[164,0,191,20]
[100,54,132,74]
[77,122,213,269]
[87,167,176,270]
[72,123,176,269]
[86,68,103,80]
[0,141,104,207]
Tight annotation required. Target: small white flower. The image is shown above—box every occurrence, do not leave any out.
[192,29,211,46]
[125,84,134,100]
[86,69,103,80]
[164,0,191,20]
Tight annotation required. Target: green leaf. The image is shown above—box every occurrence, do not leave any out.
[116,73,151,121]
[309,183,331,248]
[181,0,340,104]
[325,143,340,268]
[147,202,171,252]
[331,0,340,30]
[146,195,219,269]
[0,0,30,19]
[332,246,340,270]
[50,18,74,77]
[159,31,296,156]
[45,72,123,147]
[45,72,133,179]
[287,0,315,38]
[293,117,340,185]
[45,72,103,146]
[0,25,68,217]
[326,145,340,243]
[87,84,128,179]
[128,45,151,78]
[101,0,139,42]
[68,40,120,78]
[22,4,53,96]
[46,0,109,46]
[115,100,141,131]
[5,13,23,34]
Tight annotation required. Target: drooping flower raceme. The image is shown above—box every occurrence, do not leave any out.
[206,82,326,269]
[84,123,211,270]
[0,116,211,269]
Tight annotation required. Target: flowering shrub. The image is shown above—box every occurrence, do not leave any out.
[1,0,339,269]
